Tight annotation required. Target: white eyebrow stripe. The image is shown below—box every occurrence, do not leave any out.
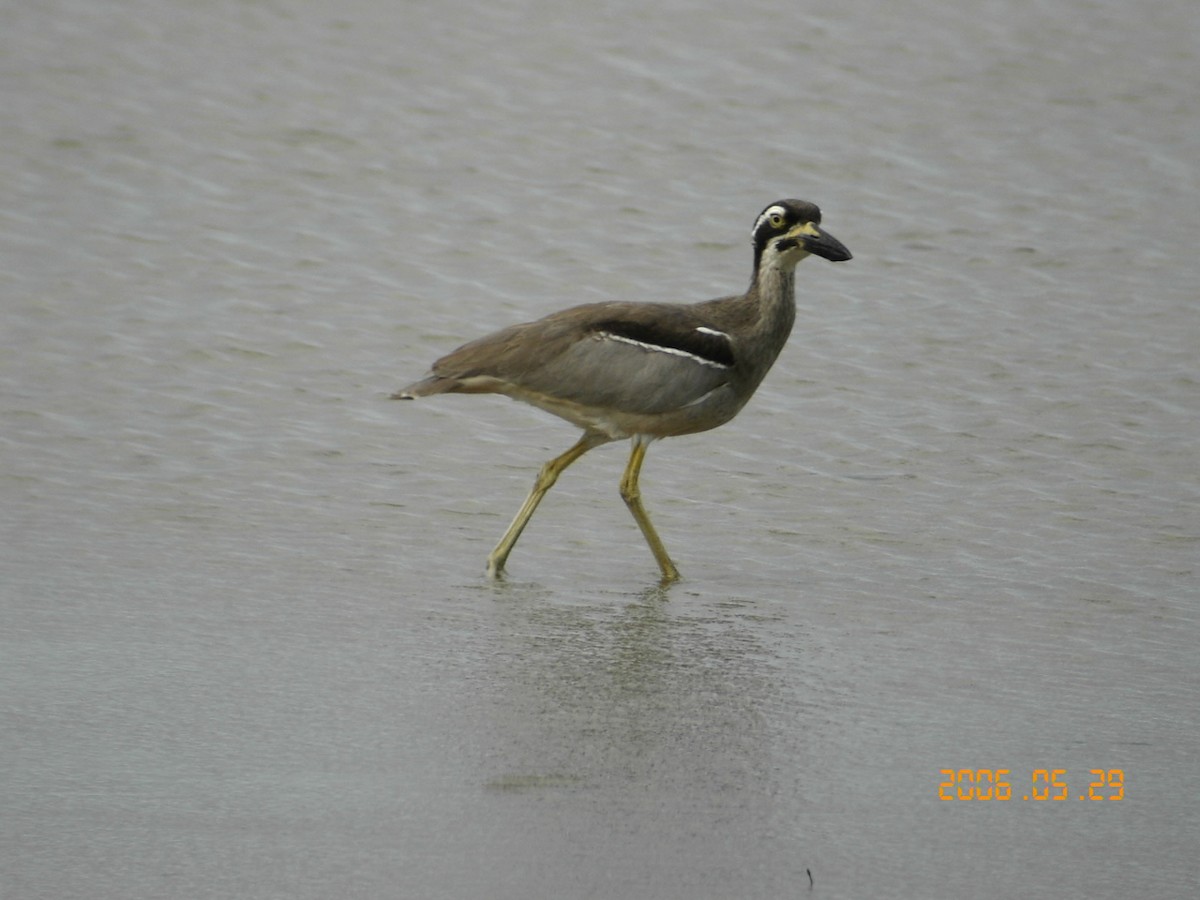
[752,204,788,236]
[695,326,729,339]
[594,331,731,369]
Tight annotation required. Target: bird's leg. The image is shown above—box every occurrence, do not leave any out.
[486,433,602,578]
[618,436,681,583]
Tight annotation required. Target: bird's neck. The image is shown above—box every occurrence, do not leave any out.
[747,261,798,358]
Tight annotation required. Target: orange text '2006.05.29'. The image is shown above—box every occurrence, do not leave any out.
[938,769,1125,801]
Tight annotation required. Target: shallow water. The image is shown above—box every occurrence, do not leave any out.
[3,0,1198,897]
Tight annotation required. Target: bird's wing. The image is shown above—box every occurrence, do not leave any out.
[447,302,737,415]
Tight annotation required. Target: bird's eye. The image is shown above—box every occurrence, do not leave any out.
[769,213,784,228]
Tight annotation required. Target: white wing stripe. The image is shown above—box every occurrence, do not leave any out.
[595,331,731,369]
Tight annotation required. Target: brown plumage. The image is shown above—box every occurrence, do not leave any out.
[395,199,851,582]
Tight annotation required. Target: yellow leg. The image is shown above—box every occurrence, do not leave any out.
[486,434,602,578]
[619,436,681,583]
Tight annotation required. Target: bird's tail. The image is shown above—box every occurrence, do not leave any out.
[390,375,458,399]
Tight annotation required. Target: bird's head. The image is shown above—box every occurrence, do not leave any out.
[751,199,852,274]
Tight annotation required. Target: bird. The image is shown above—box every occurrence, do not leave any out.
[394,199,851,582]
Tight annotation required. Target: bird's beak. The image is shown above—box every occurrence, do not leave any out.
[795,222,852,262]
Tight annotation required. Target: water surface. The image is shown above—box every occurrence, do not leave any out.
[2,0,1197,897]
